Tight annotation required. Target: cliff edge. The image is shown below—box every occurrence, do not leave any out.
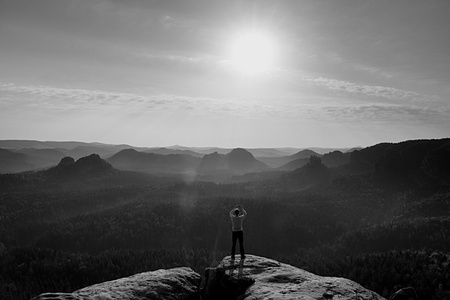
[31,267,201,300]
[202,255,385,300]
[31,255,385,300]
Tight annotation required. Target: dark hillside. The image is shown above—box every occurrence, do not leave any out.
[15,148,66,168]
[198,148,268,175]
[289,149,320,160]
[280,156,332,188]
[277,157,309,171]
[321,150,350,167]
[46,154,115,182]
[144,147,204,157]
[0,148,35,173]
[107,149,200,174]
[226,148,268,172]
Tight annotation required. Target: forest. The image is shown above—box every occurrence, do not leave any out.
[1,139,450,300]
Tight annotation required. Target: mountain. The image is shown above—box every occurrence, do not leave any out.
[14,148,67,168]
[0,148,34,173]
[168,145,233,155]
[280,156,333,187]
[321,150,350,167]
[227,148,268,171]
[277,150,350,171]
[347,138,450,178]
[277,157,310,171]
[289,149,320,160]
[0,140,89,149]
[168,146,305,156]
[274,150,321,171]
[246,148,298,157]
[198,148,269,174]
[0,140,144,160]
[144,147,204,157]
[61,145,115,159]
[258,149,320,168]
[107,149,201,174]
[46,154,115,181]
[198,151,228,172]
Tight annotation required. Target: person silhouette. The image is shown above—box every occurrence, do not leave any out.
[229,205,247,260]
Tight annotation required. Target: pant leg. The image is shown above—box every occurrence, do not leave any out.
[238,231,245,258]
[231,231,238,258]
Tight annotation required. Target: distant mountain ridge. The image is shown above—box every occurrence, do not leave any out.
[0,148,34,173]
[347,138,450,177]
[144,147,204,157]
[2,139,447,179]
[107,149,200,174]
[47,154,115,181]
[198,148,269,173]
[15,148,67,168]
[108,148,269,176]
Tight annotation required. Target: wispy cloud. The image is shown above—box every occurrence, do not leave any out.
[1,83,448,127]
[1,82,448,147]
[319,104,449,125]
[0,83,252,116]
[300,75,439,105]
[135,50,216,66]
[326,53,397,79]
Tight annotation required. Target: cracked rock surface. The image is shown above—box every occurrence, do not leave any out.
[203,255,385,300]
[31,267,201,300]
[31,255,385,300]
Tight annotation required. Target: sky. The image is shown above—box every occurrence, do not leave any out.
[0,0,449,148]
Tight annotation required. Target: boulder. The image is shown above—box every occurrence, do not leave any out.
[202,255,385,300]
[31,267,201,300]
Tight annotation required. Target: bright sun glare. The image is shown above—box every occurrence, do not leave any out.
[230,30,276,75]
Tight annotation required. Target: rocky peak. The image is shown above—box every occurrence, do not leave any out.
[48,154,114,181]
[226,148,267,172]
[202,255,385,300]
[31,267,201,300]
[31,255,385,300]
[74,154,112,171]
[57,156,75,167]
[198,152,227,171]
[227,148,254,160]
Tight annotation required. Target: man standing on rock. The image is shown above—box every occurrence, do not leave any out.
[229,205,247,260]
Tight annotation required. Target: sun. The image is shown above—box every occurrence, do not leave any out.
[230,30,276,75]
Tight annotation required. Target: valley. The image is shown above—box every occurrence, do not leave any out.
[0,138,449,299]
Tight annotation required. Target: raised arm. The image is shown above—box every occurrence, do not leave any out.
[230,206,237,217]
[241,208,247,217]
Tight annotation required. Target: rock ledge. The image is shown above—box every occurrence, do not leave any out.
[31,255,385,300]
[202,255,385,300]
[31,267,201,300]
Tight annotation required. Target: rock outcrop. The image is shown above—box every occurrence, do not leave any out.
[31,267,201,300]
[31,255,385,300]
[202,255,385,300]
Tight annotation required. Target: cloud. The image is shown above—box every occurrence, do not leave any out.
[325,53,397,79]
[135,50,216,66]
[0,83,256,117]
[1,82,448,148]
[319,104,449,125]
[1,83,448,129]
[300,75,439,105]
